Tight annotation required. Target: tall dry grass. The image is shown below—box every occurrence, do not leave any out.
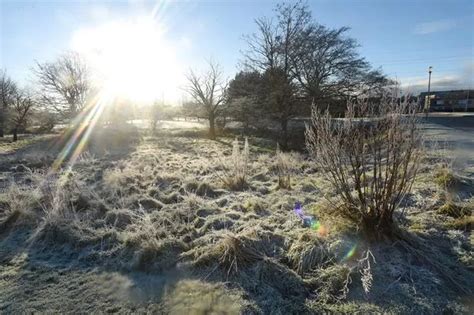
[217,137,250,190]
[274,143,300,189]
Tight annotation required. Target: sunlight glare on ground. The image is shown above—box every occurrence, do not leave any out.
[71,16,182,103]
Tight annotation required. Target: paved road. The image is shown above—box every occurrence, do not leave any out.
[420,113,474,177]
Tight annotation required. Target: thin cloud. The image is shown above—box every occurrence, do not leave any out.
[401,73,473,93]
[414,19,456,35]
[461,62,474,82]
[89,5,111,21]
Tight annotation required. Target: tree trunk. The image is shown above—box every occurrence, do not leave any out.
[0,107,4,137]
[361,214,395,241]
[244,120,249,135]
[13,128,18,142]
[280,118,288,149]
[209,113,216,140]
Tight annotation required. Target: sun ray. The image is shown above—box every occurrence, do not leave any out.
[150,0,169,22]
[51,91,113,171]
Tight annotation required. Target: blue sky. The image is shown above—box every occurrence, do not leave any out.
[1,0,473,101]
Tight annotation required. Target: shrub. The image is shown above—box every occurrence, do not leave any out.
[305,93,423,239]
[217,137,250,190]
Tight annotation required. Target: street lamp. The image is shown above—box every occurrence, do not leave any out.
[428,66,432,94]
[425,66,433,116]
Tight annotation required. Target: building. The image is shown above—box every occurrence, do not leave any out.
[419,90,474,112]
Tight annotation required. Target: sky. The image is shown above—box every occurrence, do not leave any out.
[1,0,473,103]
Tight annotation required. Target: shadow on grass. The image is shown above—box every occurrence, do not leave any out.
[0,126,141,173]
[0,134,58,157]
[1,203,472,314]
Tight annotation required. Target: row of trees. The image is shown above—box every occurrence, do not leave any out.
[1,2,393,143]
[0,71,36,141]
[188,2,392,144]
[0,52,92,141]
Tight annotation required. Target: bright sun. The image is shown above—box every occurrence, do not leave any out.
[71,18,182,103]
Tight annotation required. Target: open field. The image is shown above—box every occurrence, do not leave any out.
[0,118,473,314]
[2,0,472,312]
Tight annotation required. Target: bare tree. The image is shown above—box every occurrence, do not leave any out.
[185,60,227,140]
[181,100,206,121]
[149,101,173,132]
[8,89,35,141]
[290,25,390,101]
[305,91,423,239]
[243,1,310,146]
[34,52,90,120]
[241,1,390,146]
[0,70,17,137]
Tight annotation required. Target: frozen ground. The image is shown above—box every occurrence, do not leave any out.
[129,119,207,130]
[0,119,472,314]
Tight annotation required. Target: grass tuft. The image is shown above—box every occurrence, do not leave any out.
[445,216,474,231]
[308,265,352,302]
[217,137,250,191]
[192,232,264,275]
[434,168,460,189]
[241,197,268,214]
[288,232,331,275]
[274,143,297,189]
[438,202,471,218]
[132,238,187,272]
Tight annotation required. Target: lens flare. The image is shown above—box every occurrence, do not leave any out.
[310,219,321,230]
[342,243,358,261]
[294,202,329,237]
[51,92,112,171]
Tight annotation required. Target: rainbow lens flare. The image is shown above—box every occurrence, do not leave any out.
[342,243,358,261]
[294,202,329,237]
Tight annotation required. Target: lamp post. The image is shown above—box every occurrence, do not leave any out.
[428,66,432,94]
[425,66,433,116]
